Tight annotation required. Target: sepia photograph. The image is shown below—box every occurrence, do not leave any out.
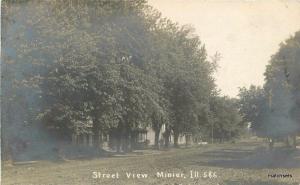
[1,0,300,185]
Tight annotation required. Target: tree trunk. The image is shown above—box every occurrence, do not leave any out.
[125,131,132,152]
[83,134,88,146]
[154,129,160,149]
[116,138,121,153]
[72,133,78,145]
[164,128,171,148]
[92,117,100,149]
[129,132,135,151]
[115,127,122,153]
[268,138,274,151]
[121,126,133,153]
[93,131,100,148]
[285,136,290,147]
[174,131,179,148]
[3,140,13,165]
[88,134,93,147]
[292,135,297,148]
[185,135,188,147]
[122,134,130,153]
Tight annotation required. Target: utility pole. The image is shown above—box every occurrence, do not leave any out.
[208,105,214,144]
[268,89,274,150]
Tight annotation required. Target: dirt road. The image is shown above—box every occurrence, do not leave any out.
[2,140,300,185]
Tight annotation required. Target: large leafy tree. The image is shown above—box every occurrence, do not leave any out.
[238,31,300,148]
[264,31,300,146]
[2,0,161,153]
[209,96,245,143]
[238,86,270,137]
[2,0,239,158]
[162,25,215,147]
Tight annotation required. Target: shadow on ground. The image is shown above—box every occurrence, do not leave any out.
[194,147,300,169]
[221,179,298,185]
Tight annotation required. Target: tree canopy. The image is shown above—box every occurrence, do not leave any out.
[2,0,247,158]
[238,31,300,144]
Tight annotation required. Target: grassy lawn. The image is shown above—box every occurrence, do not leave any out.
[2,139,300,185]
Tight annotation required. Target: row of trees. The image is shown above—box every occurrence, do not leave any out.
[2,0,246,157]
[238,31,300,148]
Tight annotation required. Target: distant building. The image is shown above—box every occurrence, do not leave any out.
[71,123,190,150]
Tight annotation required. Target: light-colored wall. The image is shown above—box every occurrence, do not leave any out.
[146,125,187,146]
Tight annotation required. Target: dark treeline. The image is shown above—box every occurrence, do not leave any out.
[238,31,300,149]
[2,0,246,160]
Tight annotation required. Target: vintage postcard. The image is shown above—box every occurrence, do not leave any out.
[1,0,300,185]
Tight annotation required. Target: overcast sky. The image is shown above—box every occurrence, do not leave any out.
[148,0,300,97]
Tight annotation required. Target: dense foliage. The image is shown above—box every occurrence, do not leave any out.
[2,0,247,159]
[238,31,300,147]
